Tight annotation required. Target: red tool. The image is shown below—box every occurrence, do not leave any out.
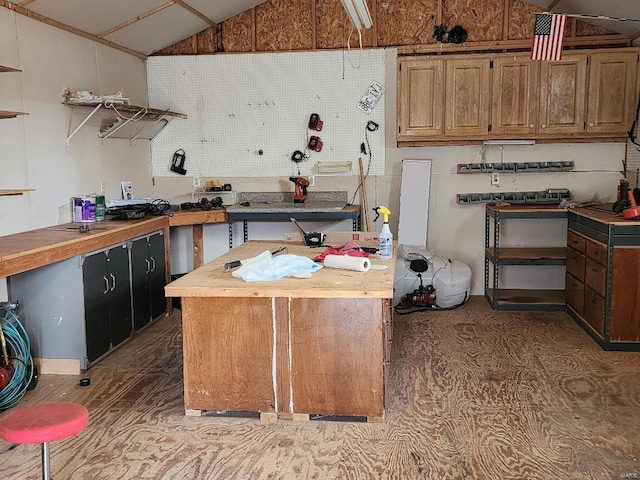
[623,190,640,220]
[308,136,323,152]
[289,177,310,203]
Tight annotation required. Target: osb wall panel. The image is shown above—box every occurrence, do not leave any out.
[376,0,438,47]
[576,20,615,37]
[442,0,504,42]
[508,0,540,40]
[223,11,254,52]
[154,0,630,56]
[256,0,314,51]
[316,0,375,49]
[156,36,196,56]
[196,28,215,54]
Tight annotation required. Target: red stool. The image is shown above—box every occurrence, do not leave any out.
[0,402,89,480]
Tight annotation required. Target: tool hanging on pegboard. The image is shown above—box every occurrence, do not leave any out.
[170,149,187,175]
[308,136,323,152]
[308,113,323,131]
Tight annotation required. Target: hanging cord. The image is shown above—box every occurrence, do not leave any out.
[628,94,640,148]
[346,27,364,69]
[0,305,35,411]
[348,121,377,205]
[105,101,147,122]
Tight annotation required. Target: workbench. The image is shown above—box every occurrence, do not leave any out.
[165,240,395,421]
[566,205,640,351]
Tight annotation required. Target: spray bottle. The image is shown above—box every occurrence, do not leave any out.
[373,206,393,260]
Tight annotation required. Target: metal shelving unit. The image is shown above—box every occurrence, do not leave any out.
[484,204,568,311]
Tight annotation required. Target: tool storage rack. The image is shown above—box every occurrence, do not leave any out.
[485,204,567,311]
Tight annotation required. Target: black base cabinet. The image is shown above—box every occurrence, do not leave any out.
[8,230,166,370]
[131,232,167,331]
[83,244,132,362]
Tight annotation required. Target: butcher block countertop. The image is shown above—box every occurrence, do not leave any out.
[165,240,395,299]
[0,216,168,277]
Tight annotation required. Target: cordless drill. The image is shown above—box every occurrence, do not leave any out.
[289,177,310,203]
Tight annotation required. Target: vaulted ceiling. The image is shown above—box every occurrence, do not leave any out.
[1,0,639,57]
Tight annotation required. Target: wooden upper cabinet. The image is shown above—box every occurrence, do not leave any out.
[397,58,444,138]
[587,52,638,134]
[538,54,588,135]
[491,56,539,136]
[444,58,491,137]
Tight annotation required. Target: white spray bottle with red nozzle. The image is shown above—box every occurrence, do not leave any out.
[373,205,393,260]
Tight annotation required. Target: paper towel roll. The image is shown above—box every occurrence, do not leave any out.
[324,254,370,272]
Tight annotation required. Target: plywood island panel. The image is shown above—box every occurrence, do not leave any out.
[166,241,395,420]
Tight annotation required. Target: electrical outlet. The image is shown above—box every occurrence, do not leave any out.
[308,176,315,187]
[193,176,201,188]
[100,181,106,195]
[491,172,500,186]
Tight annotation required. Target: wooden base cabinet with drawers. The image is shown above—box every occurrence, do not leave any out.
[566,208,640,351]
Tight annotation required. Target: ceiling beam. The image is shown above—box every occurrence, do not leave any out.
[173,0,217,27]
[16,0,37,6]
[0,1,147,59]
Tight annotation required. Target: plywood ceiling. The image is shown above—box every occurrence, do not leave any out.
[1,0,639,58]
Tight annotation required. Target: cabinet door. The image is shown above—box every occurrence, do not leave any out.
[539,54,587,135]
[148,233,167,321]
[445,58,491,137]
[106,244,132,347]
[397,58,444,139]
[491,56,539,136]
[82,252,111,363]
[131,237,152,331]
[587,52,638,135]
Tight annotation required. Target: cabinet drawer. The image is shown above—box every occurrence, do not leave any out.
[586,238,607,266]
[566,248,586,281]
[565,272,584,317]
[585,258,607,297]
[584,286,605,337]
[567,230,586,253]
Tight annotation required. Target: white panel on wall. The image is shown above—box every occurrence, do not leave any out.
[147,49,386,178]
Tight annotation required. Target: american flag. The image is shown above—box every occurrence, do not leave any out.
[531,13,567,61]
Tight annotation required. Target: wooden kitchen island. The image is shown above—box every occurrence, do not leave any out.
[165,241,395,421]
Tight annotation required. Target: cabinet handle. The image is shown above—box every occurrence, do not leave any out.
[529,124,534,128]
[150,256,156,272]
[589,122,594,127]
[446,126,452,130]
[103,276,109,295]
[541,124,546,129]
[145,258,151,275]
[110,273,116,291]
[436,125,441,130]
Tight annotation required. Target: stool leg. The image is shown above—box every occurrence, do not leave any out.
[42,442,50,480]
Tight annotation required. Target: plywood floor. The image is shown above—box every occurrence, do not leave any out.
[1,297,639,479]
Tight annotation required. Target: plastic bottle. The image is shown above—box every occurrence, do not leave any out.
[374,206,393,260]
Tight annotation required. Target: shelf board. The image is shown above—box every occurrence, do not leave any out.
[0,65,21,73]
[0,110,28,119]
[0,189,34,196]
[485,288,566,311]
[485,247,567,265]
[63,100,187,120]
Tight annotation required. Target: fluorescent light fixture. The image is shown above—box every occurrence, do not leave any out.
[340,0,373,29]
[483,139,536,146]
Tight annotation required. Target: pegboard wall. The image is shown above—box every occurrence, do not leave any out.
[147,49,386,178]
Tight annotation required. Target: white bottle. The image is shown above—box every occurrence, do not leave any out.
[376,206,393,260]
